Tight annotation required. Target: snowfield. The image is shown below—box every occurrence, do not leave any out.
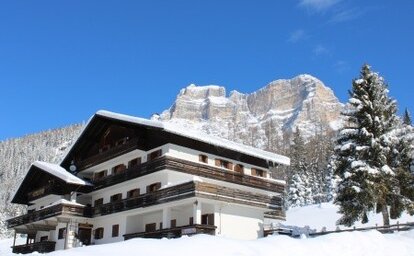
[285,203,414,231]
[1,203,413,256]
[1,231,414,256]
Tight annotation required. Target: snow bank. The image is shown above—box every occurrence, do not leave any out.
[2,231,414,256]
[285,203,414,231]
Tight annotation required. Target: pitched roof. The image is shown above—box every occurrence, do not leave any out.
[33,161,92,186]
[94,110,290,166]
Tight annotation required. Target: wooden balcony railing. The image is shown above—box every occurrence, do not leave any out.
[95,181,196,215]
[77,138,140,170]
[93,156,285,193]
[123,224,216,240]
[95,181,283,217]
[7,203,91,228]
[12,241,56,254]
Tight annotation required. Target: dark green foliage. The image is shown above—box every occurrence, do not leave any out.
[333,64,414,226]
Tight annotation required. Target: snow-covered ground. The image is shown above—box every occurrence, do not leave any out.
[284,202,414,231]
[1,203,413,256]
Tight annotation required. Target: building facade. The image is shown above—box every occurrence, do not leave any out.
[7,110,289,254]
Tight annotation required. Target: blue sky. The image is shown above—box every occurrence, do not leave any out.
[1,0,413,140]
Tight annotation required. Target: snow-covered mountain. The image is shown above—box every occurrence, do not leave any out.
[157,75,343,152]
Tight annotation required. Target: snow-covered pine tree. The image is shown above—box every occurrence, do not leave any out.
[288,172,307,207]
[403,108,412,125]
[387,117,414,218]
[334,64,414,226]
[288,127,313,206]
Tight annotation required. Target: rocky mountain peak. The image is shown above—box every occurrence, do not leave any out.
[158,75,344,150]
[178,84,226,99]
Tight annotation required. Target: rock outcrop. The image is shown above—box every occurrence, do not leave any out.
[158,75,343,151]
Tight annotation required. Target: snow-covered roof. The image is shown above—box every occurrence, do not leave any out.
[33,161,92,186]
[96,110,290,166]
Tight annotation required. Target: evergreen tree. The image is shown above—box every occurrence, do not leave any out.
[403,108,412,125]
[333,64,414,226]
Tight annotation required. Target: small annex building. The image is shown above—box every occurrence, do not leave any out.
[7,110,289,254]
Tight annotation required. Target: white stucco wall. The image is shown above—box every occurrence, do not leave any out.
[214,203,264,240]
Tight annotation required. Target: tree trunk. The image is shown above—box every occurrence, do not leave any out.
[381,204,390,226]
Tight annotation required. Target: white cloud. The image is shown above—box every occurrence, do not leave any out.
[330,8,364,23]
[288,29,307,43]
[298,0,342,12]
[313,45,330,56]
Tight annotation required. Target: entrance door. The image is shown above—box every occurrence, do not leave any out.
[78,228,92,245]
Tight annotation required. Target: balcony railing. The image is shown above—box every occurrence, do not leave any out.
[77,138,140,170]
[95,181,196,215]
[93,156,285,193]
[12,241,56,254]
[7,203,91,228]
[94,181,283,217]
[123,224,216,240]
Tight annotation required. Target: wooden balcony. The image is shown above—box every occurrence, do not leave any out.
[7,203,92,229]
[95,181,283,217]
[93,156,285,193]
[12,241,56,254]
[123,224,216,240]
[77,138,140,170]
[95,181,196,215]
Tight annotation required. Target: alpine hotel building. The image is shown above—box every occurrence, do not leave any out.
[7,110,289,254]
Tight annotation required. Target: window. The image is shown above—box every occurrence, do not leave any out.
[94,198,103,207]
[40,236,48,242]
[94,170,107,180]
[215,159,233,170]
[199,154,208,163]
[110,193,122,203]
[58,228,66,239]
[201,214,214,225]
[251,168,265,177]
[170,219,176,228]
[147,182,161,193]
[94,228,104,239]
[128,158,141,168]
[145,223,156,232]
[189,217,194,225]
[112,224,119,237]
[127,189,140,198]
[147,149,162,161]
[234,164,244,174]
[113,164,126,175]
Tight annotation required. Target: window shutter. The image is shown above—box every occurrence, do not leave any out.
[251,168,257,176]
[215,159,221,167]
[227,162,233,170]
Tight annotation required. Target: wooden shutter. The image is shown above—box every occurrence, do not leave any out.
[227,162,233,170]
[170,219,177,228]
[215,159,221,167]
[112,225,119,237]
[251,168,257,176]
